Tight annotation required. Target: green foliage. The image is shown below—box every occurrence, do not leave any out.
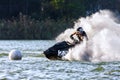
[0,13,74,40]
[50,0,65,9]
[0,0,119,39]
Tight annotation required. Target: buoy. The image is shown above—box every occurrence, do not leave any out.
[9,50,22,60]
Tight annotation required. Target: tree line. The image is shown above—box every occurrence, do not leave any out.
[0,0,119,40]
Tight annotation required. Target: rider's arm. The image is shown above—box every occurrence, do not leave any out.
[70,32,76,40]
[70,32,79,44]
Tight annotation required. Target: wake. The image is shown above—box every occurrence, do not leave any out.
[56,10,120,62]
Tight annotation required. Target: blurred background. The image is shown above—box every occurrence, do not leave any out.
[0,0,120,40]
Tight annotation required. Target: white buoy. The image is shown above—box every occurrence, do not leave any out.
[9,50,22,60]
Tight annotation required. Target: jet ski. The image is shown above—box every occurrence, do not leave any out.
[43,41,77,60]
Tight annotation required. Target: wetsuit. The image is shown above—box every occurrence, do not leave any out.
[70,31,88,44]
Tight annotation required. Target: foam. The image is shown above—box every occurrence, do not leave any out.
[56,10,120,62]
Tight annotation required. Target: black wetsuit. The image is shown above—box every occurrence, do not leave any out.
[70,31,88,43]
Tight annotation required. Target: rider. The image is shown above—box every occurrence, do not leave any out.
[70,27,88,44]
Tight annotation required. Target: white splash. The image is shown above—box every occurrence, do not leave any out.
[56,10,120,62]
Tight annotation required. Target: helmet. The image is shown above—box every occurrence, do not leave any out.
[77,27,83,32]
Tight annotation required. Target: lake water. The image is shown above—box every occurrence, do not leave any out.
[0,40,120,80]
